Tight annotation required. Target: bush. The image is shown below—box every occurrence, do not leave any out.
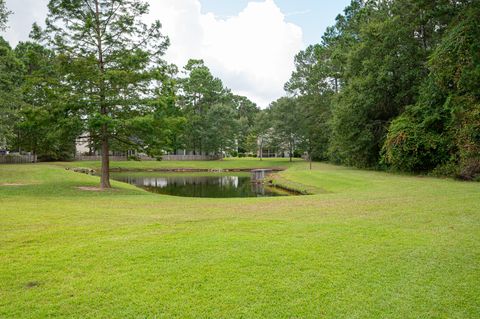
[457,158,480,181]
[430,162,459,178]
[293,150,302,158]
[127,155,141,161]
[382,111,450,172]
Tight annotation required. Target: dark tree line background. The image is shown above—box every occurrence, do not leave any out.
[0,0,479,183]
[0,0,260,187]
[264,0,479,180]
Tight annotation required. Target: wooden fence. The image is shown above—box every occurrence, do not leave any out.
[75,155,130,161]
[75,155,157,161]
[161,155,222,161]
[75,154,222,161]
[0,154,37,164]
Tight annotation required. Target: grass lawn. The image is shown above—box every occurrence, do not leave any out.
[55,157,302,171]
[0,159,479,318]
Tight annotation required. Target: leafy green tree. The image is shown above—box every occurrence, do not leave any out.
[14,42,82,160]
[123,73,187,157]
[285,44,336,96]
[229,94,259,154]
[252,111,271,160]
[203,103,239,155]
[269,97,303,162]
[383,1,480,179]
[297,95,332,166]
[179,59,226,154]
[180,60,226,112]
[285,44,335,162]
[0,37,23,150]
[243,131,259,156]
[41,0,170,188]
[328,0,428,167]
[0,0,11,31]
[179,59,253,156]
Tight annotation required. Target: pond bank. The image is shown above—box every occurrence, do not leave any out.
[110,171,290,198]
[66,164,312,196]
[107,167,287,173]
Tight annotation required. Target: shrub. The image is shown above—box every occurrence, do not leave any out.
[457,158,480,181]
[382,111,450,172]
[127,155,141,161]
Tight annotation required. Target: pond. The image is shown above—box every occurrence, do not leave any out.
[111,172,291,198]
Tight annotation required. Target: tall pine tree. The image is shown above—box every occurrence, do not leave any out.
[41,0,169,188]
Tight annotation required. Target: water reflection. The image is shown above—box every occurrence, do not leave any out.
[112,173,287,198]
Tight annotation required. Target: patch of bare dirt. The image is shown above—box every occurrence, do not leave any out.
[25,281,40,289]
[0,183,30,186]
[25,281,41,289]
[76,186,105,192]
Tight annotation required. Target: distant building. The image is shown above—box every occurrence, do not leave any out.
[0,136,8,155]
[75,136,91,156]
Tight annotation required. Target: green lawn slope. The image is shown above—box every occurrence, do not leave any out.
[0,159,479,318]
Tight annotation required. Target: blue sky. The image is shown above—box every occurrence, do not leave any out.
[200,0,351,46]
[1,0,352,107]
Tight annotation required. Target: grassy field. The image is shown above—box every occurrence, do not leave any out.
[56,157,301,171]
[0,159,479,318]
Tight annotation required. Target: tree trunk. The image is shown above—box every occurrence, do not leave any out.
[308,145,312,170]
[100,124,111,189]
[259,140,263,161]
[94,0,111,189]
[289,141,293,162]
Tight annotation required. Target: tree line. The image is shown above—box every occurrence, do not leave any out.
[262,0,479,180]
[0,0,479,188]
[0,0,259,188]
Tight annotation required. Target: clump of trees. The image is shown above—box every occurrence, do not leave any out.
[262,0,479,180]
[0,0,258,188]
[0,0,9,30]
[178,59,258,156]
[1,0,478,186]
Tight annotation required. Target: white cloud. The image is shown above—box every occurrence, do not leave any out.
[1,0,304,108]
[148,0,304,107]
[1,0,48,45]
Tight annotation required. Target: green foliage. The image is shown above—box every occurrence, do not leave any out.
[230,95,259,153]
[0,0,10,31]
[285,44,337,96]
[13,41,82,160]
[278,0,479,178]
[41,0,171,186]
[178,59,258,155]
[1,0,478,181]
[0,37,23,149]
[203,103,239,153]
[268,97,303,161]
[284,43,335,161]
[382,105,450,172]
[179,59,226,154]
[329,0,432,167]
[383,2,480,178]
[328,83,378,167]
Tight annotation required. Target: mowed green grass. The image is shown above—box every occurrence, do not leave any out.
[55,157,301,171]
[0,160,479,318]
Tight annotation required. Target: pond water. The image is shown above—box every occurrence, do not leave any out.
[111,172,291,198]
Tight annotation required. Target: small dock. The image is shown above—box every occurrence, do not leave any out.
[251,169,273,183]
